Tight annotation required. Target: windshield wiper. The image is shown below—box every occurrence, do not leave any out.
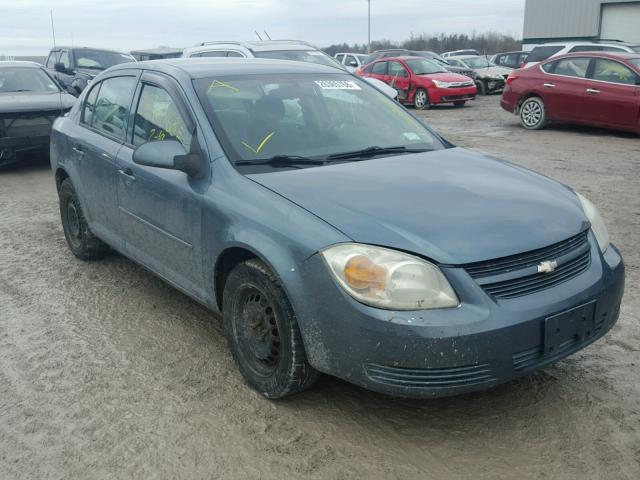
[326,146,430,161]
[234,155,326,167]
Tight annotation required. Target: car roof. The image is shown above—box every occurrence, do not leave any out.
[193,40,317,52]
[109,58,345,78]
[548,51,640,61]
[52,46,133,55]
[0,60,43,68]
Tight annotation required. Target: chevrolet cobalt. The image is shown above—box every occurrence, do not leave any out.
[50,59,624,398]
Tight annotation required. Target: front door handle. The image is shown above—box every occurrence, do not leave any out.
[543,83,555,88]
[118,168,136,186]
[72,145,85,156]
[586,88,600,94]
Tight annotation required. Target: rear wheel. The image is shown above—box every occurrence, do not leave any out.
[519,97,547,130]
[59,179,109,260]
[223,258,319,398]
[413,88,429,110]
[454,101,466,108]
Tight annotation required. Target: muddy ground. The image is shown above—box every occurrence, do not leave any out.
[1,95,639,479]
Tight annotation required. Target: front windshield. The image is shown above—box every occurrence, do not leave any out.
[463,57,494,68]
[253,50,344,69]
[0,67,60,93]
[74,50,135,70]
[195,74,443,166]
[405,59,448,74]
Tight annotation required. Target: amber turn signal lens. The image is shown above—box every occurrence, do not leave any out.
[344,255,387,291]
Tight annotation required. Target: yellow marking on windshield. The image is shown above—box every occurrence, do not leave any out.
[207,80,240,93]
[241,131,275,154]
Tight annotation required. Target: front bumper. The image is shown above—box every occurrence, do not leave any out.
[481,78,506,93]
[0,135,50,167]
[430,86,477,104]
[294,236,624,397]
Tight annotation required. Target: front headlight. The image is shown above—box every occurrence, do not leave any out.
[576,192,610,253]
[321,243,459,310]
[432,79,451,88]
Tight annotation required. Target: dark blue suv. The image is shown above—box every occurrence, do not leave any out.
[50,59,624,398]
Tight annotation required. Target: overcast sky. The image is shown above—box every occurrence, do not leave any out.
[1,0,525,56]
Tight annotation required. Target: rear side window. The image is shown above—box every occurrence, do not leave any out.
[553,57,590,78]
[363,64,374,73]
[133,84,192,150]
[335,54,345,62]
[527,46,564,62]
[196,51,228,57]
[90,76,137,140]
[591,59,638,85]
[372,62,387,75]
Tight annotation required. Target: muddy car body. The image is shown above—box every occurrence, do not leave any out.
[50,59,624,398]
[0,61,76,167]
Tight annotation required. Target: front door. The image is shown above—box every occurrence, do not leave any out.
[116,73,206,293]
[387,61,411,100]
[582,58,640,129]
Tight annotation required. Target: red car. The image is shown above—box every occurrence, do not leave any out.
[357,56,477,109]
[501,52,640,134]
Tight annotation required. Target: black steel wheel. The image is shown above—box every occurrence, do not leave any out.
[59,178,109,260]
[223,258,319,398]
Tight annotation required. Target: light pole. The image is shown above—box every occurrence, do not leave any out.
[367,0,371,53]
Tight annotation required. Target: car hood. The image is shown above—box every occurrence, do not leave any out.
[474,65,511,77]
[418,72,474,82]
[75,68,102,79]
[0,91,76,113]
[247,148,588,264]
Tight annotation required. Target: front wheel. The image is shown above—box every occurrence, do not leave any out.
[519,97,547,130]
[475,80,487,95]
[413,88,429,110]
[223,259,319,398]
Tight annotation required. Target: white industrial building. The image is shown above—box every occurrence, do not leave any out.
[523,0,640,46]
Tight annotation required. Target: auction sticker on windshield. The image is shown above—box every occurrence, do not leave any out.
[314,80,361,90]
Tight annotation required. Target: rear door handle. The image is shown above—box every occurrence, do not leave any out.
[72,145,85,156]
[543,83,555,88]
[118,168,136,185]
[586,88,600,94]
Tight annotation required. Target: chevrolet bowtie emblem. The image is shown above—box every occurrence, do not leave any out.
[537,260,558,274]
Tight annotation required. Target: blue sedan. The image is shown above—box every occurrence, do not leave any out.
[50,59,624,398]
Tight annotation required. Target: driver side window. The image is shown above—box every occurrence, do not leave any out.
[133,84,192,150]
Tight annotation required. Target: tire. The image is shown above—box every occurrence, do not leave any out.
[223,258,319,398]
[58,178,109,260]
[454,101,466,108]
[475,80,487,95]
[519,97,547,130]
[413,88,429,110]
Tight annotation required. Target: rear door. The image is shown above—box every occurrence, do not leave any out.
[116,72,206,293]
[75,72,139,246]
[539,57,590,121]
[582,58,640,129]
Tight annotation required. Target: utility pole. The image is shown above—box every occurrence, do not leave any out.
[367,0,371,53]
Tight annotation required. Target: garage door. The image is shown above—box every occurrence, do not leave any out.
[601,2,640,43]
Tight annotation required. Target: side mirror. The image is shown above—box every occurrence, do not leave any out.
[133,140,205,179]
[54,62,67,73]
[348,60,358,67]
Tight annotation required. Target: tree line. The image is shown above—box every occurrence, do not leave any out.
[323,32,522,56]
